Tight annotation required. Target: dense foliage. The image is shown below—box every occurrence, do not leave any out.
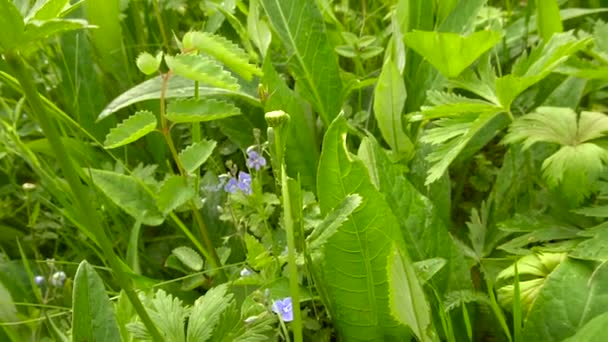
[2,0,608,341]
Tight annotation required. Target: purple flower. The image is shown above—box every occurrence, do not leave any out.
[223,177,239,193]
[271,297,294,322]
[237,172,252,195]
[246,150,267,171]
[220,171,252,195]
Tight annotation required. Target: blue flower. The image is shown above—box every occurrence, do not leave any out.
[271,297,294,322]
[223,177,239,193]
[237,172,252,195]
[34,275,45,286]
[220,171,252,195]
[246,150,267,171]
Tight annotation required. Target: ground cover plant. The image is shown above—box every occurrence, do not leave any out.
[2,0,608,341]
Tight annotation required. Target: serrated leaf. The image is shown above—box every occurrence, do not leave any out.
[184,31,262,81]
[72,260,121,342]
[419,90,503,120]
[179,140,217,174]
[403,30,502,79]
[88,169,164,226]
[165,54,239,90]
[172,246,203,271]
[157,176,194,214]
[98,75,259,121]
[103,110,157,149]
[373,57,413,156]
[260,0,343,125]
[187,284,233,342]
[0,0,24,52]
[166,98,241,123]
[306,194,361,252]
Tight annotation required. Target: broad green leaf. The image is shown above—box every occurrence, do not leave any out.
[157,176,194,214]
[187,284,233,342]
[172,246,203,271]
[417,90,503,120]
[263,56,318,191]
[166,98,240,123]
[570,224,608,261]
[260,0,343,125]
[521,259,608,341]
[165,54,239,90]
[316,115,432,341]
[403,30,502,79]
[373,57,413,156]
[0,0,24,52]
[98,75,259,121]
[22,19,89,45]
[438,0,486,34]
[72,260,121,342]
[29,0,69,20]
[563,311,608,342]
[388,245,434,341]
[103,110,157,149]
[247,0,271,58]
[536,0,563,41]
[183,31,262,81]
[306,194,362,252]
[88,169,164,226]
[179,140,217,174]
[357,137,471,294]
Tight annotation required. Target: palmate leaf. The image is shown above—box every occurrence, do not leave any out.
[184,31,262,81]
[166,98,241,123]
[403,30,502,79]
[179,140,217,174]
[504,107,608,201]
[103,110,157,149]
[260,0,343,125]
[316,115,433,341]
[165,54,239,90]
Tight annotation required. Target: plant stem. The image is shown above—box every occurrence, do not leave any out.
[4,52,165,342]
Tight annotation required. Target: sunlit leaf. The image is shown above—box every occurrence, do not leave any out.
[179,140,217,174]
[166,98,241,123]
[165,54,239,90]
[0,0,24,52]
[103,110,157,149]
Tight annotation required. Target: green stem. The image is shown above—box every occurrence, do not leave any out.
[5,53,165,342]
[152,0,170,52]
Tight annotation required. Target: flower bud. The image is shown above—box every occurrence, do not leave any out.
[136,52,163,75]
[264,110,290,128]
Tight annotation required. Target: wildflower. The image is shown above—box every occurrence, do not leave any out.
[237,172,252,195]
[223,177,239,193]
[271,297,294,322]
[246,150,267,171]
[219,171,252,195]
[240,267,253,277]
[34,275,45,286]
[50,271,66,287]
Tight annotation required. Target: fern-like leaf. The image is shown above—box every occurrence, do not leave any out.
[103,110,157,149]
[165,54,239,90]
[179,140,217,174]
[166,98,241,123]
[418,91,503,120]
[184,31,262,81]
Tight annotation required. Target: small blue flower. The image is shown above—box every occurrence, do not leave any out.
[237,172,252,195]
[34,275,45,286]
[223,177,239,194]
[246,150,267,171]
[271,297,294,322]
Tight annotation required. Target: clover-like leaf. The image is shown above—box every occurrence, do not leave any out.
[166,98,240,123]
[165,54,239,90]
[104,110,157,149]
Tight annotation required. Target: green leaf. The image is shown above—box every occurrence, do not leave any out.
[172,246,203,271]
[88,169,164,226]
[262,56,318,191]
[403,30,502,78]
[179,140,217,174]
[0,0,24,52]
[247,0,272,58]
[521,259,608,341]
[570,224,608,261]
[563,311,608,342]
[103,110,157,149]
[98,75,259,121]
[417,90,503,120]
[316,115,433,341]
[183,31,262,81]
[373,57,413,156]
[357,137,471,294]
[29,0,69,21]
[260,0,343,125]
[166,98,241,123]
[22,19,89,45]
[72,260,121,342]
[388,245,434,342]
[187,284,233,342]
[129,289,189,342]
[136,51,162,75]
[536,0,563,42]
[165,54,239,90]
[306,194,362,252]
[157,176,194,214]
[414,258,447,284]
